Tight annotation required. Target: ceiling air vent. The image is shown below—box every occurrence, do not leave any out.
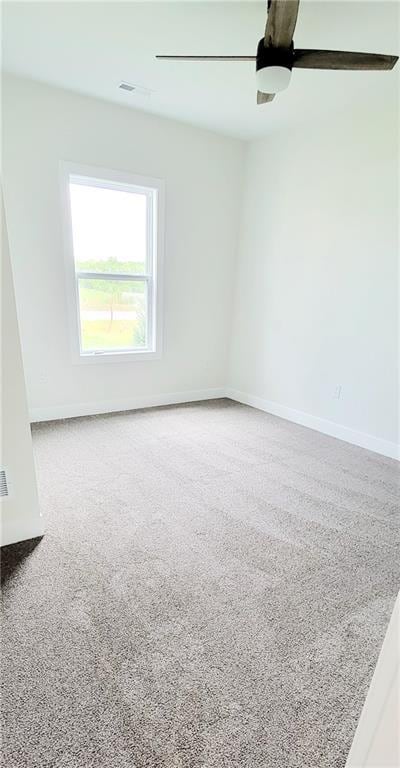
[118,82,153,97]
[0,469,9,498]
[119,82,135,92]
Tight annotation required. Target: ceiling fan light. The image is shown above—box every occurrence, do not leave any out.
[256,65,291,94]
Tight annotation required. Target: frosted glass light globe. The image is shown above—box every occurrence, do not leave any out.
[256,66,291,94]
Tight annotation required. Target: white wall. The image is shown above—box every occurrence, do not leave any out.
[2,74,244,420]
[2,69,399,459]
[228,83,399,458]
[1,192,44,546]
[345,592,400,767]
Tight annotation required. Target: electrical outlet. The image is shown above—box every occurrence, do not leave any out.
[333,385,342,400]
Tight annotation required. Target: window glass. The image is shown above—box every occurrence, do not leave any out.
[69,182,147,275]
[78,278,147,352]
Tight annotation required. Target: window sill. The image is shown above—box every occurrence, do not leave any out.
[73,349,162,365]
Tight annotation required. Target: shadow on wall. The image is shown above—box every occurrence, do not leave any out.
[1,537,43,588]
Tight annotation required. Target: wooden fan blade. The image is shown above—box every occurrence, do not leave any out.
[257,91,275,104]
[264,0,300,48]
[293,49,398,70]
[156,55,255,61]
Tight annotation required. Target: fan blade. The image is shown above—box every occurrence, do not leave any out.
[264,0,300,48]
[257,91,275,104]
[293,49,398,70]
[156,55,255,61]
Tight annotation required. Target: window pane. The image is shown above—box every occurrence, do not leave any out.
[70,182,147,274]
[78,278,147,352]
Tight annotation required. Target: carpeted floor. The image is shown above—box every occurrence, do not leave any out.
[1,399,399,768]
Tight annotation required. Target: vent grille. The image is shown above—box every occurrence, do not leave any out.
[118,82,153,97]
[119,82,135,92]
[0,470,8,498]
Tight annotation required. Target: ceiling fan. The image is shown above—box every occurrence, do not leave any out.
[156,0,398,104]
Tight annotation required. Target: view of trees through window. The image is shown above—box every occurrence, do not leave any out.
[69,181,150,353]
[78,276,146,352]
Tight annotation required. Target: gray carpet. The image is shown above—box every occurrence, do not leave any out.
[1,399,399,768]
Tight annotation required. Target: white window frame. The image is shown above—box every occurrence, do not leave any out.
[60,162,164,364]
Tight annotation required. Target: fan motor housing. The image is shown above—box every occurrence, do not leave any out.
[256,39,294,72]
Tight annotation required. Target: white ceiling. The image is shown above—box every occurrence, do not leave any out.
[2,1,399,140]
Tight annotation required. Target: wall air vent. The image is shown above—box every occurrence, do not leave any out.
[0,469,9,498]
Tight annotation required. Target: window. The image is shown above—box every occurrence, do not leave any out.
[62,163,164,362]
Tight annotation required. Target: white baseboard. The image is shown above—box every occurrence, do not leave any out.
[1,517,45,548]
[29,387,226,423]
[30,385,399,461]
[225,388,399,461]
